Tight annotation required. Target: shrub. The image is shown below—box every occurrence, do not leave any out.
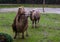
[0,33,13,42]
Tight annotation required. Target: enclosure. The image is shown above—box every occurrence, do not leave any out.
[0,12,60,42]
[0,0,60,42]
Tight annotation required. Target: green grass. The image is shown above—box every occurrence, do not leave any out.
[0,4,60,8]
[0,12,60,42]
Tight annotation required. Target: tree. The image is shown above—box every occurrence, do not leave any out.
[16,0,20,4]
[43,0,45,12]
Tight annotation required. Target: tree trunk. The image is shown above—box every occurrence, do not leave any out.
[43,0,45,12]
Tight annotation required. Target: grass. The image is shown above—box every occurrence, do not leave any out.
[0,12,60,42]
[0,4,60,8]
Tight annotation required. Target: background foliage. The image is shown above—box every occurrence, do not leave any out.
[0,0,60,4]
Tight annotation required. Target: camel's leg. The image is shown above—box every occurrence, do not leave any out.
[14,32,17,39]
[32,21,34,28]
[35,21,37,28]
[38,19,40,27]
[38,19,39,23]
[22,32,24,39]
[26,30,28,37]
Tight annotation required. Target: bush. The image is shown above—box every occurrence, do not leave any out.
[0,33,13,42]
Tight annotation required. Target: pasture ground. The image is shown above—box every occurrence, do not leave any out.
[0,4,60,8]
[0,12,60,42]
